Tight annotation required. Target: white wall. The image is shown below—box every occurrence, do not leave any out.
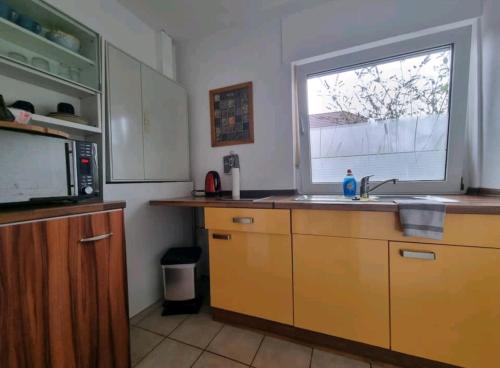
[282,0,482,63]
[104,183,193,315]
[46,0,193,316]
[177,0,482,191]
[481,0,500,189]
[177,21,295,191]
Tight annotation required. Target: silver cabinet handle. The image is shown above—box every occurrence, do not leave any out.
[212,233,231,240]
[400,249,436,260]
[80,232,113,243]
[232,217,254,224]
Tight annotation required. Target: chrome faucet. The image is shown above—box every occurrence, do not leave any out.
[359,176,398,199]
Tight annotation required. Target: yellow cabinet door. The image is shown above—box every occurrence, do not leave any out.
[390,242,500,368]
[293,235,390,348]
[209,230,293,325]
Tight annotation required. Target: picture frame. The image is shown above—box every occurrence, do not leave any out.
[209,81,254,147]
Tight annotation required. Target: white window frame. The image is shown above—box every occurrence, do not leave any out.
[296,26,472,195]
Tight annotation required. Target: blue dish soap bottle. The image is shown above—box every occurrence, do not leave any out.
[343,169,357,198]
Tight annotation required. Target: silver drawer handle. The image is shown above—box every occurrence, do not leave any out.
[80,232,113,243]
[232,217,254,224]
[400,249,436,260]
[213,233,231,240]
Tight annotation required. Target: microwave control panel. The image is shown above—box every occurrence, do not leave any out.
[76,141,98,197]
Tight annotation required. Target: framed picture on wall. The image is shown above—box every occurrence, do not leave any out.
[209,81,254,147]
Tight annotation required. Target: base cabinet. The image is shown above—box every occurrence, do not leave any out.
[390,242,500,368]
[205,208,500,367]
[0,210,129,368]
[209,230,293,325]
[293,235,390,348]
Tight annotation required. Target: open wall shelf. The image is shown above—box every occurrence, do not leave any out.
[0,17,95,69]
[31,114,101,136]
[0,0,101,91]
[0,120,69,138]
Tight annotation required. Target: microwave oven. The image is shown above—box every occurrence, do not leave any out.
[0,130,99,205]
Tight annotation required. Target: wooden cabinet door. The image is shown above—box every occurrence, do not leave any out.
[67,210,129,368]
[390,242,500,368]
[209,230,293,325]
[0,217,75,368]
[141,64,190,181]
[0,210,129,368]
[293,235,390,348]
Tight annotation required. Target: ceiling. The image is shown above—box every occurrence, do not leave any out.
[118,0,335,41]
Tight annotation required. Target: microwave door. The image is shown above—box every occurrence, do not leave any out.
[0,131,74,204]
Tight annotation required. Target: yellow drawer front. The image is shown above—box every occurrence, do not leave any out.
[390,242,500,367]
[292,209,500,248]
[209,230,293,325]
[205,208,290,234]
[293,234,390,348]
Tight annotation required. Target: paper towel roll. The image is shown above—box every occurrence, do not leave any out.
[232,167,240,200]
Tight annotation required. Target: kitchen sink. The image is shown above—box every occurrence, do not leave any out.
[294,195,358,202]
[294,195,458,203]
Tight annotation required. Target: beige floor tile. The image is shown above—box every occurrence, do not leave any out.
[193,352,248,368]
[130,326,163,367]
[137,306,189,336]
[170,313,224,348]
[311,349,370,368]
[252,336,312,368]
[136,338,202,368]
[130,300,163,326]
[207,325,263,364]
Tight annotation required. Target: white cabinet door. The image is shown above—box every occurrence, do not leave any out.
[141,64,190,181]
[106,45,145,180]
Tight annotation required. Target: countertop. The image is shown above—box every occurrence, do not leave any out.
[150,195,500,215]
[150,196,275,209]
[0,201,126,225]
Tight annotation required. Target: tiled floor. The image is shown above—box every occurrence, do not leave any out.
[130,301,403,368]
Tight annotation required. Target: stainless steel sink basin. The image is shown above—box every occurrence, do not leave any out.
[294,195,458,203]
[294,195,356,202]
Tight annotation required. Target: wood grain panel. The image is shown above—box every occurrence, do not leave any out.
[0,201,126,226]
[0,210,129,368]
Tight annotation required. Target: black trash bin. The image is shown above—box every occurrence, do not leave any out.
[161,246,202,315]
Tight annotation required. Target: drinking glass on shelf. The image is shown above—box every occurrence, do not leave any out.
[57,63,70,79]
[69,66,80,83]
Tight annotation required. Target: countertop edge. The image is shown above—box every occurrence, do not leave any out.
[149,199,274,209]
[150,196,500,215]
[0,201,127,225]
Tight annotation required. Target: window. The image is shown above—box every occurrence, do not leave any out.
[297,27,471,194]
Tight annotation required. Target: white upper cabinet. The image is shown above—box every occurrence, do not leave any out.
[106,45,145,181]
[141,64,190,181]
[106,43,190,182]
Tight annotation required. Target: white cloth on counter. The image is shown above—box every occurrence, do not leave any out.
[395,200,446,240]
